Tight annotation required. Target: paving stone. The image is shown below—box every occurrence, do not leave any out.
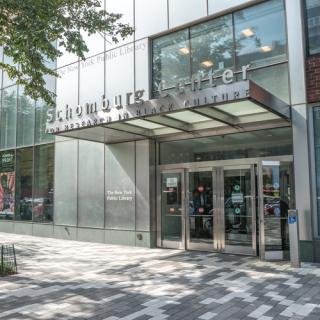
[1,233,320,320]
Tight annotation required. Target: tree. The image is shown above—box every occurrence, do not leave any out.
[0,0,134,107]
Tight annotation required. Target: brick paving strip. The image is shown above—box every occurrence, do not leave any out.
[0,233,320,320]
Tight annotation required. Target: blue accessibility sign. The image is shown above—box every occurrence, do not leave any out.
[288,216,297,224]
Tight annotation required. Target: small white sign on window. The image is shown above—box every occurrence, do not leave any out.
[166,177,178,188]
[232,192,244,204]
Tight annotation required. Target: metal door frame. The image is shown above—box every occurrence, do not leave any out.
[157,155,293,257]
[185,166,224,252]
[157,168,186,250]
[258,158,294,261]
[222,164,257,256]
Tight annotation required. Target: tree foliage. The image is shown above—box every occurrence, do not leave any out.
[0,0,134,106]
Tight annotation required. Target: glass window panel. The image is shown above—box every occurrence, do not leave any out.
[35,100,54,144]
[306,0,320,55]
[0,150,15,221]
[313,107,320,234]
[126,119,164,129]
[166,111,211,123]
[216,101,266,116]
[168,0,206,28]
[190,15,234,78]
[33,144,54,223]
[152,29,190,93]
[247,63,290,104]
[17,86,35,147]
[234,0,287,69]
[153,127,182,135]
[160,127,293,164]
[15,147,33,221]
[35,76,55,144]
[262,162,292,252]
[3,55,17,88]
[0,86,17,149]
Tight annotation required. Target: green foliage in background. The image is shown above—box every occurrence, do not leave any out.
[0,0,134,106]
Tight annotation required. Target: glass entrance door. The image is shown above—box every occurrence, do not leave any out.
[223,165,256,255]
[259,160,294,260]
[186,169,217,251]
[159,165,257,255]
[160,170,185,249]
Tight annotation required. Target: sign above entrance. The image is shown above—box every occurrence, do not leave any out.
[46,79,252,134]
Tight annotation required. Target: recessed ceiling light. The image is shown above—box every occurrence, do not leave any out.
[201,60,214,68]
[241,28,254,37]
[260,45,272,52]
[179,47,190,55]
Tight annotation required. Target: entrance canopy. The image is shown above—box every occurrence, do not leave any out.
[48,80,291,143]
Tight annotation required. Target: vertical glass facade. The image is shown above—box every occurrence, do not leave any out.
[152,0,288,98]
[313,107,320,234]
[306,0,320,55]
[33,144,54,223]
[0,50,55,223]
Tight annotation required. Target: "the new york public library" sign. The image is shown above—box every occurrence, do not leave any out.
[46,65,251,134]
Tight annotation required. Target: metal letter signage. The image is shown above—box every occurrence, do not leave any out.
[46,67,251,134]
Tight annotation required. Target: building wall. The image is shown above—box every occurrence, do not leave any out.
[0,0,318,259]
[306,55,320,103]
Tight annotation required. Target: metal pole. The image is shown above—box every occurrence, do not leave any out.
[288,209,300,268]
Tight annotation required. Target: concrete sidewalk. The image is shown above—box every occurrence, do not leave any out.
[0,233,320,320]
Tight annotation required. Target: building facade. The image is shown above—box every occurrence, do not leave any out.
[0,0,319,262]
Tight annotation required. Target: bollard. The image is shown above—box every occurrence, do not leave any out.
[288,209,300,268]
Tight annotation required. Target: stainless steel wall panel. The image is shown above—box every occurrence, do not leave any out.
[105,44,134,100]
[168,0,207,28]
[105,142,136,230]
[135,0,168,39]
[136,140,150,231]
[78,140,105,228]
[54,140,78,226]
[57,47,78,69]
[292,104,313,241]
[77,228,105,243]
[105,0,134,50]
[56,63,79,109]
[285,0,307,105]
[135,39,150,99]
[208,0,254,15]
[79,53,105,106]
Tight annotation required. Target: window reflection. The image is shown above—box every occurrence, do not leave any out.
[234,0,287,68]
[152,30,191,92]
[160,127,293,165]
[15,148,33,221]
[306,0,320,55]
[33,144,54,223]
[0,151,15,221]
[190,15,234,78]
[152,0,288,96]
[0,86,17,149]
[313,107,320,234]
[17,86,35,147]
